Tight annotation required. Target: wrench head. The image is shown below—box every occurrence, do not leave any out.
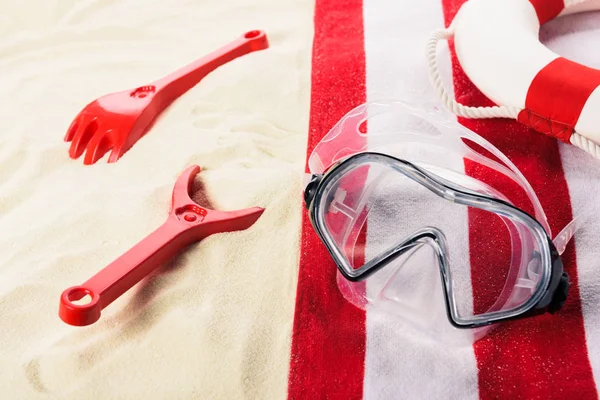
[170,165,265,238]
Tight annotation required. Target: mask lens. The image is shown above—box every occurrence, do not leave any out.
[316,155,547,327]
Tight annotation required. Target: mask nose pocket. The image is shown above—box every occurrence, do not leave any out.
[376,241,445,328]
[376,235,481,344]
[335,229,452,333]
[334,234,442,317]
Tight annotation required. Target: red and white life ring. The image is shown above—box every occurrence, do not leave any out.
[428,0,600,158]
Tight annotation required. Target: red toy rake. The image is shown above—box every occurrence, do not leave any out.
[64,30,269,165]
[59,165,264,326]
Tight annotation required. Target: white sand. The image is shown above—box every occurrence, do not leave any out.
[0,0,313,398]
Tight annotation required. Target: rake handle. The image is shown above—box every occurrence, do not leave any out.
[153,30,269,109]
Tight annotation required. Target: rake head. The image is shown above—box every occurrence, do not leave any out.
[64,87,157,165]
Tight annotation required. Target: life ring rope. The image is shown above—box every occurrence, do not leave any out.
[569,130,600,159]
[427,27,521,119]
[427,25,600,160]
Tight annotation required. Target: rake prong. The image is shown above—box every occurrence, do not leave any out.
[107,144,126,164]
[83,129,115,165]
[68,117,99,159]
[64,113,83,142]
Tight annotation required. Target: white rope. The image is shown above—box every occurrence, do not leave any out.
[428,27,600,160]
[427,27,520,119]
[563,0,593,8]
[570,131,600,159]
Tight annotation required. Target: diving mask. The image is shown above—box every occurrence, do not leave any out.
[303,101,574,343]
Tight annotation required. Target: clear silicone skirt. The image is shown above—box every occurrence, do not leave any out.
[303,100,581,345]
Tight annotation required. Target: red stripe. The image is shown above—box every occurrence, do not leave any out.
[444,1,598,399]
[287,0,367,398]
[518,57,600,142]
[529,0,564,24]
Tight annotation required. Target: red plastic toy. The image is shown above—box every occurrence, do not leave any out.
[64,30,269,165]
[59,165,264,326]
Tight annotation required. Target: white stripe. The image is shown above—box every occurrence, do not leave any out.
[550,9,600,388]
[560,142,600,388]
[362,0,479,398]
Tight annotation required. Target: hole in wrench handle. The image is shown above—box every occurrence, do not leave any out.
[59,286,102,326]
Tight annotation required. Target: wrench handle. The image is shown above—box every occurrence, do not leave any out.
[59,218,193,326]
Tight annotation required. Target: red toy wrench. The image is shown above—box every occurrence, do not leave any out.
[64,30,269,165]
[59,165,264,326]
